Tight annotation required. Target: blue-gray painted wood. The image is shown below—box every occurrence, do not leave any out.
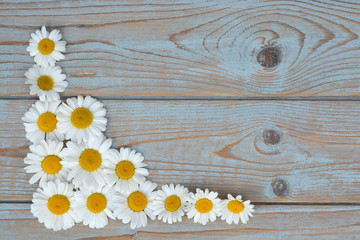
[1,0,360,238]
[1,100,360,202]
[0,0,359,97]
[1,203,360,240]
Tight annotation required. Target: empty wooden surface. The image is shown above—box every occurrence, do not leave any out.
[0,0,360,97]
[0,0,359,239]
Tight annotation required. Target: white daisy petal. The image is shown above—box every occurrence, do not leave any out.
[103,147,149,194]
[31,180,78,231]
[61,136,112,191]
[153,184,189,224]
[113,180,157,229]
[27,26,66,67]
[57,96,107,143]
[186,188,221,225]
[24,139,68,185]
[73,185,121,229]
[22,100,64,144]
[219,194,254,224]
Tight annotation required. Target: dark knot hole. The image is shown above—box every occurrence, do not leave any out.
[257,46,282,68]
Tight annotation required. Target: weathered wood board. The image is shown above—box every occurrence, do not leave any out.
[1,0,360,239]
[0,0,359,97]
[1,100,360,202]
[1,204,360,240]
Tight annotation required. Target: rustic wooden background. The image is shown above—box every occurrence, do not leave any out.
[1,0,360,239]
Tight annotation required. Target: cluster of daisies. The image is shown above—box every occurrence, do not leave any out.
[22,26,254,231]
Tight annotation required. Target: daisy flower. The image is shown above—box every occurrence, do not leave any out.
[31,179,78,231]
[24,139,68,185]
[57,96,107,143]
[103,147,149,193]
[220,194,254,224]
[22,100,64,144]
[26,25,66,67]
[153,184,189,224]
[186,188,221,225]
[61,136,112,190]
[73,185,120,229]
[114,181,157,229]
[25,65,67,101]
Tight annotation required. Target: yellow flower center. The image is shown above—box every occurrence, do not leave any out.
[195,198,213,213]
[41,155,62,174]
[164,195,181,212]
[227,200,244,214]
[128,191,147,212]
[37,112,57,133]
[71,107,93,129]
[37,75,54,91]
[38,38,55,55]
[115,161,135,180]
[86,193,107,214]
[79,149,101,172]
[47,194,70,215]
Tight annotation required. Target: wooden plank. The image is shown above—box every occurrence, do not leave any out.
[1,204,359,240]
[0,0,359,97]
[1,100,360,202]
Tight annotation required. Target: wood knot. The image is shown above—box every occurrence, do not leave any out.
[271,178,288,197]
[262,129,281,145]
[257,46,282,68]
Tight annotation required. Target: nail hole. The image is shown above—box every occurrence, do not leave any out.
[271,178,288,197]
[262,129,281,145]
[257,46,282,68]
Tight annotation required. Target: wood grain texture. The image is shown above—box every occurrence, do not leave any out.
[1,100,360,202]
[0,0,359,97]
[1,1,359,238]
[1,204,359,240]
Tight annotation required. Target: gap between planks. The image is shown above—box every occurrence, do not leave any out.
[3,96,360,101]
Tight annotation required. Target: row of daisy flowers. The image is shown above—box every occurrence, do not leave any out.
[22,26,254,231]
